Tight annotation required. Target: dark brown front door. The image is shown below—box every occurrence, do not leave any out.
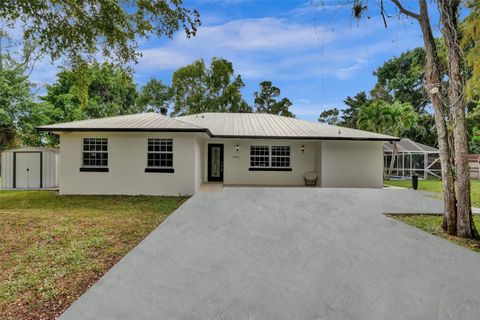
[208,144,224,182]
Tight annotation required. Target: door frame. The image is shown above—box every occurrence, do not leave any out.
[13,151,43,189]
[207,144,224,182]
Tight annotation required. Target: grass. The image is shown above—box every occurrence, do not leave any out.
[0,190,188,320]
[384,179,480,207]
[384,179,480,253]
[390,215,480,253]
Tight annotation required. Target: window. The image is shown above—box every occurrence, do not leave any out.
[271,146,290,168]
[147,139,173,168]
[250,146,270,167]
[250,145,291,170]
[82,138,108,167]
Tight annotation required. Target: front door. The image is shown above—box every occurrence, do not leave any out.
[15,152,41,188]
[208,144,224,182]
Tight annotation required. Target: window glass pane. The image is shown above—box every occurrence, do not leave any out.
[147,139,173,168]
[250,146,270,167]
[271,146,290,167]
[82,138,108,167]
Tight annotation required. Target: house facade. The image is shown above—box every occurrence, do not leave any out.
[39,113,398,195]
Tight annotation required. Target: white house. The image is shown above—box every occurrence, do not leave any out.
[38,112,398,195]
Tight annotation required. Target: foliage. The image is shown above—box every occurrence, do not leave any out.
[0,190,187,319]
[318,108,340,125]
[372,48,428,112]
[253,81,294,117]
[43,62,139,122]
[171,58,250,116]
[341,91,370,127]
[0,0,200,64]
[356,100,418,137]
[137,79,172,115]
[0,55,50,150]
[462,0,480,100]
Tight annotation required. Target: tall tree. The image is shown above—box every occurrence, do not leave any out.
[138,79,172,115]
[0,1,200,64]
[0,55,36,150]
[342,91,370,127]
[43,62,139,122]
[254,81,294,117]
[438,0,478,238]
[372,47,428,112]
[356,100,419,137]
[171,58,250,116]
[318,108,341,125]
[387,0,458,236]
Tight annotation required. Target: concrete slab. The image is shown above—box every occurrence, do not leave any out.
[60,188,480,320]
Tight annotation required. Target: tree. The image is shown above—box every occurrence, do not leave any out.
[138,79,172,115]
[42,62,139,122]
[438,0,478,238]
[356,100,418,137]
[0,55,36,150]
[372,48,428,112]
[171,58,250,116]
[253,81,294,117]
[0,1,200,64]
[318,108,341,125]
[462,0,480,100]
[384,0,458,236]
[342,91,370,127]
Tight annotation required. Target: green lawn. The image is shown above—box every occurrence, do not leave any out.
[0,190,187,320]
[384,179,480,253]
[391,215,480,253]
[384,179,480,207]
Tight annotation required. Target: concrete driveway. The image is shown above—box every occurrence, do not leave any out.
[60,188,480,320]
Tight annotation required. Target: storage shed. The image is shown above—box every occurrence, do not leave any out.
[1,147,59,189]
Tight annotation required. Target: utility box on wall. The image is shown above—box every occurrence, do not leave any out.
[1,147,59,189]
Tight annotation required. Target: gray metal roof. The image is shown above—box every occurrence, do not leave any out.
[384,139,438,153]
[38,112,398,141]
[37,113,208,132]
[178,113,397,140]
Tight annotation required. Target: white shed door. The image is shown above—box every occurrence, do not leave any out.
[15,153,41,188]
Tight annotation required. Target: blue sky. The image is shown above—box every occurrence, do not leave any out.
[30,0,442,121]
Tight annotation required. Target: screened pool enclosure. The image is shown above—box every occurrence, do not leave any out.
[384,139,441,180]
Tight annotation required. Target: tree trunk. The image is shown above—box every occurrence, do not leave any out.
[438,0,478,238]
[415,0,457,234]
[390,0,457,233]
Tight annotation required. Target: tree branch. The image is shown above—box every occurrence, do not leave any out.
[390,0,421,20]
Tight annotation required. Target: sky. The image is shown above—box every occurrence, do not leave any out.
[29,0,443,121]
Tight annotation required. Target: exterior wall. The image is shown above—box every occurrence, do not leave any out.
[1,152,14,189]
[321,140,384,188]
[314,142,322,186]
[42,151,59,188]
[1,149,59,189]
[203,139,317,186]
[59,132,204,196]
[194,137,204,192]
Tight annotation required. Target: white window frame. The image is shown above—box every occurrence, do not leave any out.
[82,138,108,168]
[147,138,174,168]
[250,145,291,168]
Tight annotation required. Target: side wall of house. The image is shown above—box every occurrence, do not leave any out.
[321,140,384,188]
[203,139,317,185]
[59,132,202,195]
